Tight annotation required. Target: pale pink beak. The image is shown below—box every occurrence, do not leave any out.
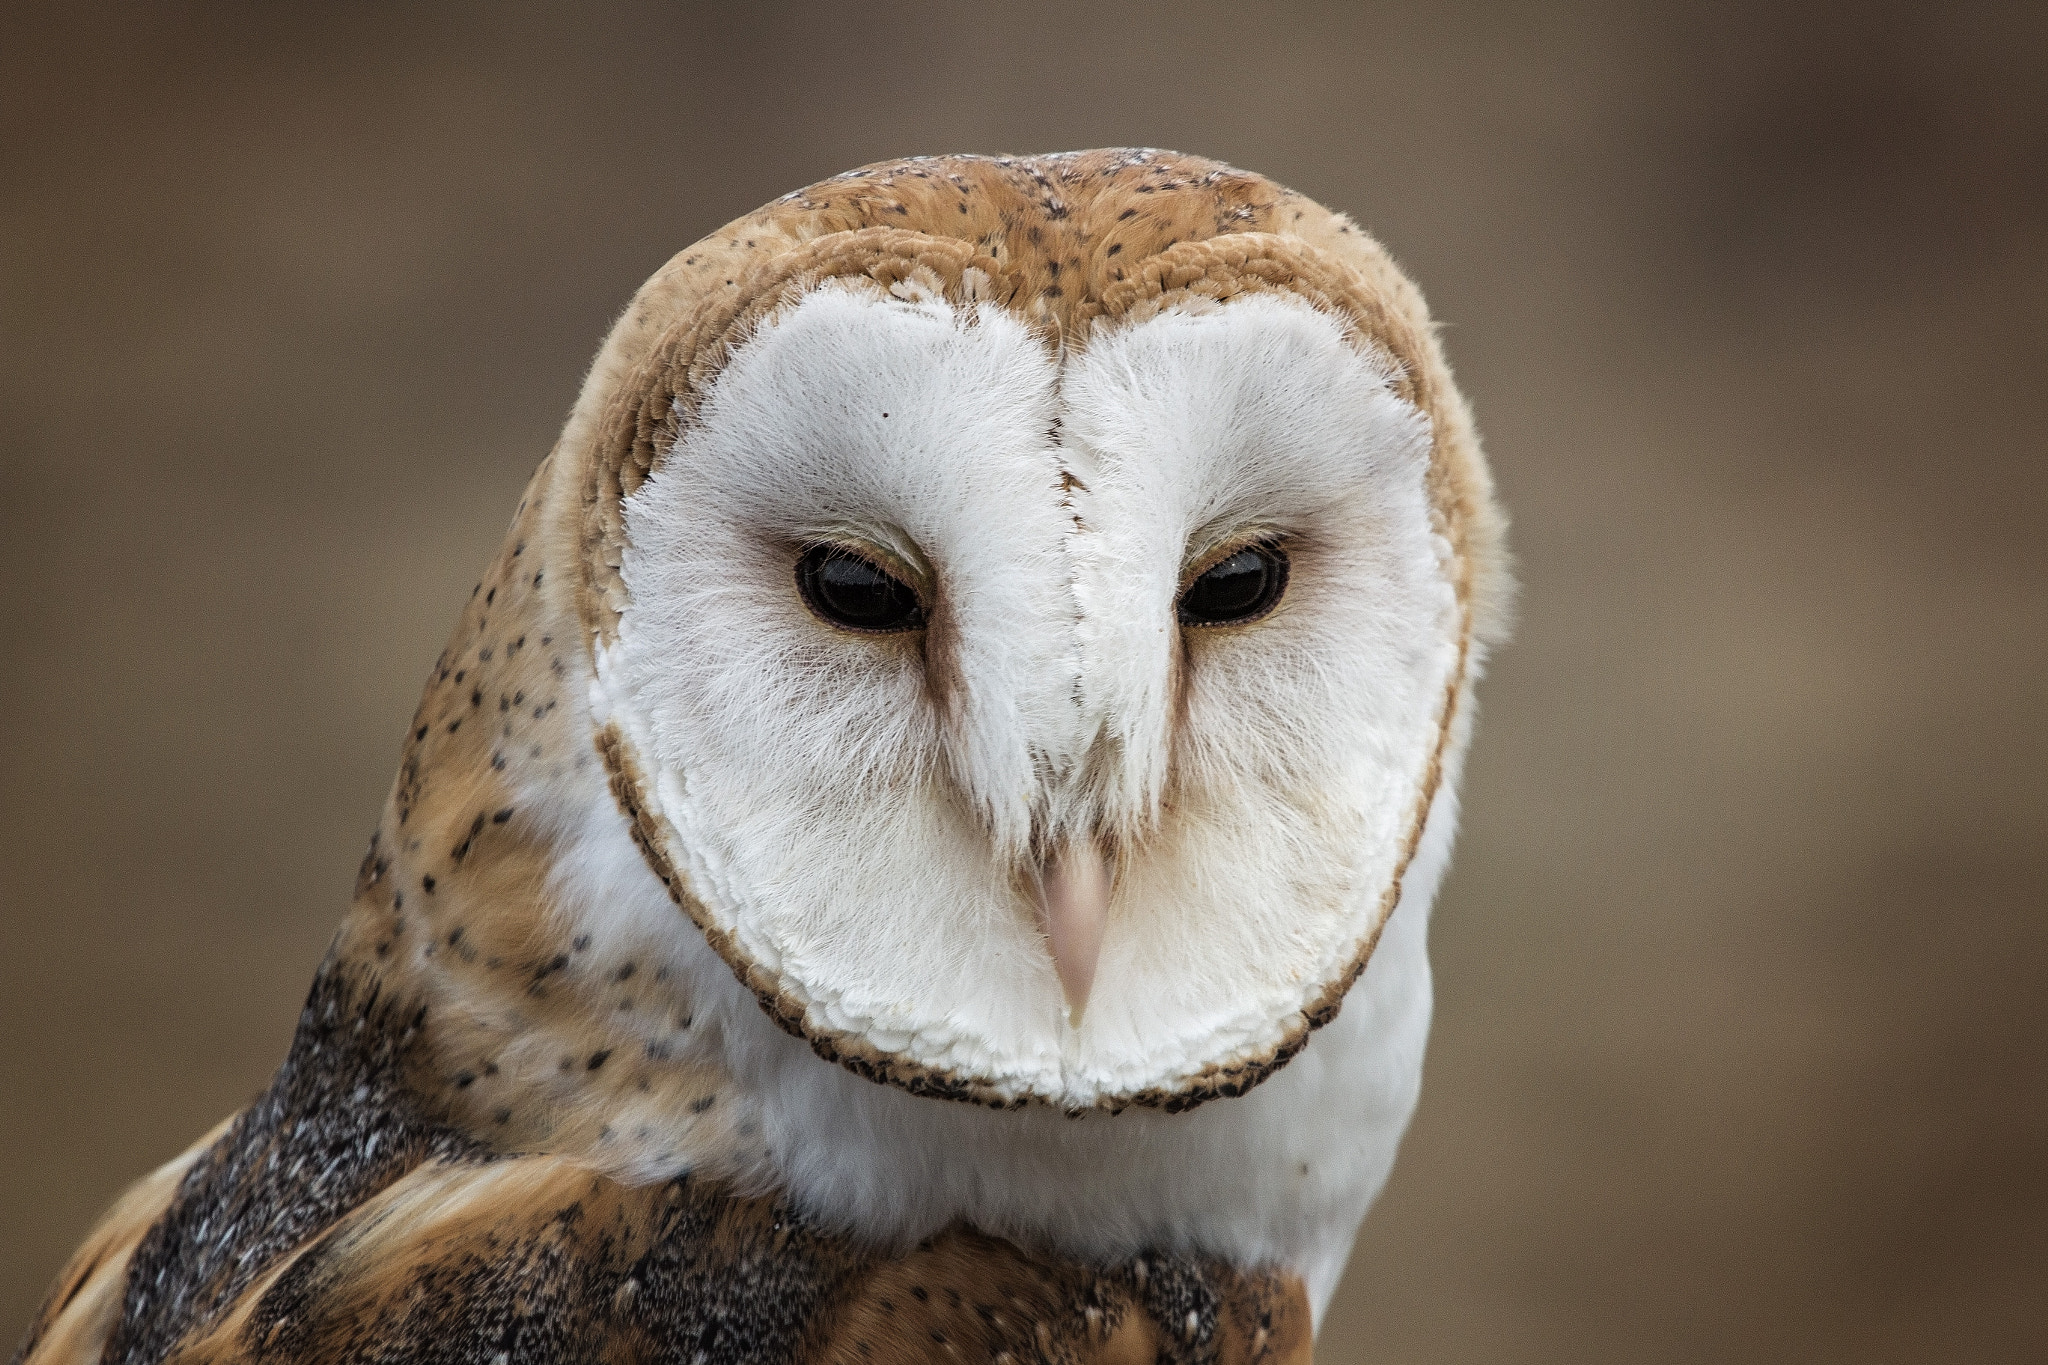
[1037,839,1111,1025]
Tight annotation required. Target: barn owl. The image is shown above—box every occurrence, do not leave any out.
[17,149,1507,1365]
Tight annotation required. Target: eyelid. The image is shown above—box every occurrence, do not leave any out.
[795,532,932,602]
[1178,531,1290,594]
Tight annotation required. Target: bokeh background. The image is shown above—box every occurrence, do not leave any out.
[5,2,2045,1359]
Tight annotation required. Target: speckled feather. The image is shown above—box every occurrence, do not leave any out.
[19,968,1309,1365]
[15,150,1502,1365]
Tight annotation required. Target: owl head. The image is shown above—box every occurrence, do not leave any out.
[551,150,1505,1115]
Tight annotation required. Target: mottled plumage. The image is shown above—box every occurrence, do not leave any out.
[17,149,1506,1365]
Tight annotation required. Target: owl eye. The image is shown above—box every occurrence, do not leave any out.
[796,545,926,633]
[1178,544,1289,626]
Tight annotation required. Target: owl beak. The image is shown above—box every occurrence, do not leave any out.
[1036,839,1110,1026]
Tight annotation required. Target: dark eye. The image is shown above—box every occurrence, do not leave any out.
[796,545,925,633]
[1178,543,1289,626]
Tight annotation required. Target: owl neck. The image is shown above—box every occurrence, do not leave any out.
[336,713,1433,1323]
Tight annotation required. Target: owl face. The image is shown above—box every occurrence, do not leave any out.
[590,271,1463,1112]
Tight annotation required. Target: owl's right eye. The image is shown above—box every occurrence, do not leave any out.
[796,546,926,633]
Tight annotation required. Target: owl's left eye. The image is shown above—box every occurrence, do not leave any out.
[796,546,926,633]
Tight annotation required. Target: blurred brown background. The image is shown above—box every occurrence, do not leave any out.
[4,1,2045,1359]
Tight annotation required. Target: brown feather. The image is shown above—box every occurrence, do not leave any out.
[14,1121,229,1365]
[150,1151,1309,1365]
